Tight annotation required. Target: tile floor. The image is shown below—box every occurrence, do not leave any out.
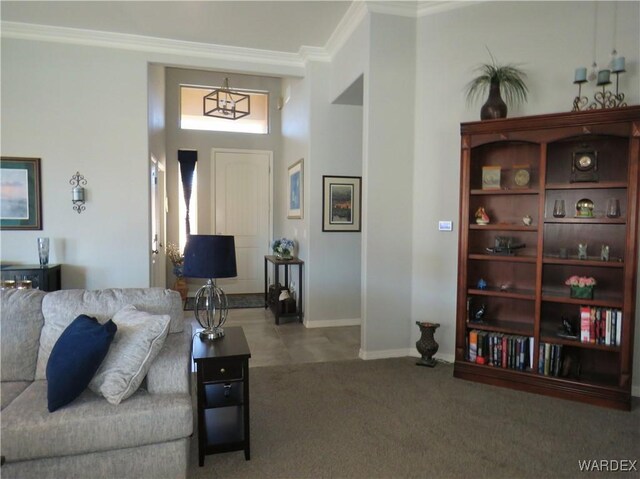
[186,307,361,367]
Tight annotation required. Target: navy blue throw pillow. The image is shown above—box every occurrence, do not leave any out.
[46,314,117,412]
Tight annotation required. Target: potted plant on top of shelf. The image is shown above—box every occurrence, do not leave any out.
[465,49,529,120]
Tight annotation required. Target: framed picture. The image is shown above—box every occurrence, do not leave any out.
[482,166,501,190]
[322,175,362,232]
[287,158,303,219]
[1,157,42,230]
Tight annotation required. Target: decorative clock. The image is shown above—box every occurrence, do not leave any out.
[513,164,530,188]
[571,147,598,182]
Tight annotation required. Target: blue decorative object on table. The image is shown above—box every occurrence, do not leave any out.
[271,238,295,260]
[477,278,487,290]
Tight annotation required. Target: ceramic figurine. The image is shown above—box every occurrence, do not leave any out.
[477,278,487,290]
[522,215,532,226]
[475,207,490,225]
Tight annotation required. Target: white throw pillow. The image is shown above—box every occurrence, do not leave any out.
[89,305,170,405]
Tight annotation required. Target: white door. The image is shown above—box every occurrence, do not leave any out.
[212,149,272,294]
[150,158,167,287]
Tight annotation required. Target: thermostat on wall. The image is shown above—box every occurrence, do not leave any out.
[438,221,453,232]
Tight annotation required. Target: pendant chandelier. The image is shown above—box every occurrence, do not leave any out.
[203,77,250,120]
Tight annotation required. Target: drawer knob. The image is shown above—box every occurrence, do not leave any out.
[220,368,226,374]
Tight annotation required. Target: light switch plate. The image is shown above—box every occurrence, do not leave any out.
[438,221,453,232]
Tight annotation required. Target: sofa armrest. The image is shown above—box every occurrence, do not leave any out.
[146,328,191,395]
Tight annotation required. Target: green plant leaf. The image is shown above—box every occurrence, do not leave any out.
[465,50,528,107]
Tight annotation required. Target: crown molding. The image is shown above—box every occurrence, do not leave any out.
[2,1,481,74]
[324,0,369,60]
[366,1,419,17]
[299,45,331,63]
[1,21,305,74]
[417,0,487,16]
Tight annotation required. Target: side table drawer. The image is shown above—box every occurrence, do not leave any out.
[201,359,243,382]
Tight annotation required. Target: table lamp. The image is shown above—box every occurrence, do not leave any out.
[183,235,237,340]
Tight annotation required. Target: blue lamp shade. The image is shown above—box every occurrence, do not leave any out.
[183,235,237,279]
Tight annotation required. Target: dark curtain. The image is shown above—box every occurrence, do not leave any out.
[178,150,198,236]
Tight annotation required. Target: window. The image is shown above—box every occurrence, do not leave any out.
[180,85,269,134]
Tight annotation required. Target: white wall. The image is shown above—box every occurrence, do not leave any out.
[0,37,289,290]
[413,0,640,391]
[360,12,417,355]
[306,61,363,326]
[279,74,311,312]
[1,40,150,288]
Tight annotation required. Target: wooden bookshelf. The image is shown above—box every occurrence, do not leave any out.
[454,106,640,410]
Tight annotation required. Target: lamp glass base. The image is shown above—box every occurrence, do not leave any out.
[199,327,225,340]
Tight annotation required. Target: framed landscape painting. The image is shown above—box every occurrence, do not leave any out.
[322,175,361,232]
[287,159,303,219]
[0,157,42,230]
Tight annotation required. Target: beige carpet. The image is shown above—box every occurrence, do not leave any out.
[188,357,639,479]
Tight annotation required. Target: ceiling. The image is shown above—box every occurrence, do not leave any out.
[0,1,354,53]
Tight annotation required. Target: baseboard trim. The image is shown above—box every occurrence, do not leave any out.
[305,318,361,328]
[360,348,455,364]
[359,348,412,360]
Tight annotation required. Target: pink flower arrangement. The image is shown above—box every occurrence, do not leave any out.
[565,275,596,287]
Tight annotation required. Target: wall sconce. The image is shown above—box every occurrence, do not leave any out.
[70,171,87,214]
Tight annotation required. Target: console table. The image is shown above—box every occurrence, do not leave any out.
[264,255,304,325]
[192,327,251,466]
[0,264,61,291]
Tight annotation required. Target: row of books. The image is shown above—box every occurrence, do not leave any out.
[580,307,622,346]
[538,343,563,377]
[468,330,533,371]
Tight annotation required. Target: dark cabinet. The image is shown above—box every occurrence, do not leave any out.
[192,327,251,466]
[0,264,61,291]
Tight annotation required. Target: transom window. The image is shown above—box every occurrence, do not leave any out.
[180,85,269,134]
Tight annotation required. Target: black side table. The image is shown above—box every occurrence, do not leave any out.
[0,264,61,291]
[192,327,251,466]
[264,255,304,325]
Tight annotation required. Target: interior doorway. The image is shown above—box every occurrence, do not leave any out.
[211,148,272,294]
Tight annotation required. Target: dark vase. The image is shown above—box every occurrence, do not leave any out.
[416,321,440,367]
[480,81,507,120]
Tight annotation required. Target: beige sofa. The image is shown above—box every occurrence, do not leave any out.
[1,288,193,479]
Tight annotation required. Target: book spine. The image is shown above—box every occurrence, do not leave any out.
[553,345,563,377]
[544,343,551,376]
[615,310,622,346]
[469,330,477,362]
[502,335,507,368]
[580,306,590,343]
[477,331,486,365]
[589,307,596,344]
[538,343,544,374]
[605,309,611,346]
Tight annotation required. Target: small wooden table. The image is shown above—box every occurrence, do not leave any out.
[192,327,251,466]
[0,264,61,291]
[264,255,304,324]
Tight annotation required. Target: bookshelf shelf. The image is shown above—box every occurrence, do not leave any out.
[539,334,621,352]
[454,107,640,410]
[466,319,533,336]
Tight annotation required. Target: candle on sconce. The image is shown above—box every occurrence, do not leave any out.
[597,69,611,85]
[72,186,85,202]
[612,56,626,73]
[574,67,587,83]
